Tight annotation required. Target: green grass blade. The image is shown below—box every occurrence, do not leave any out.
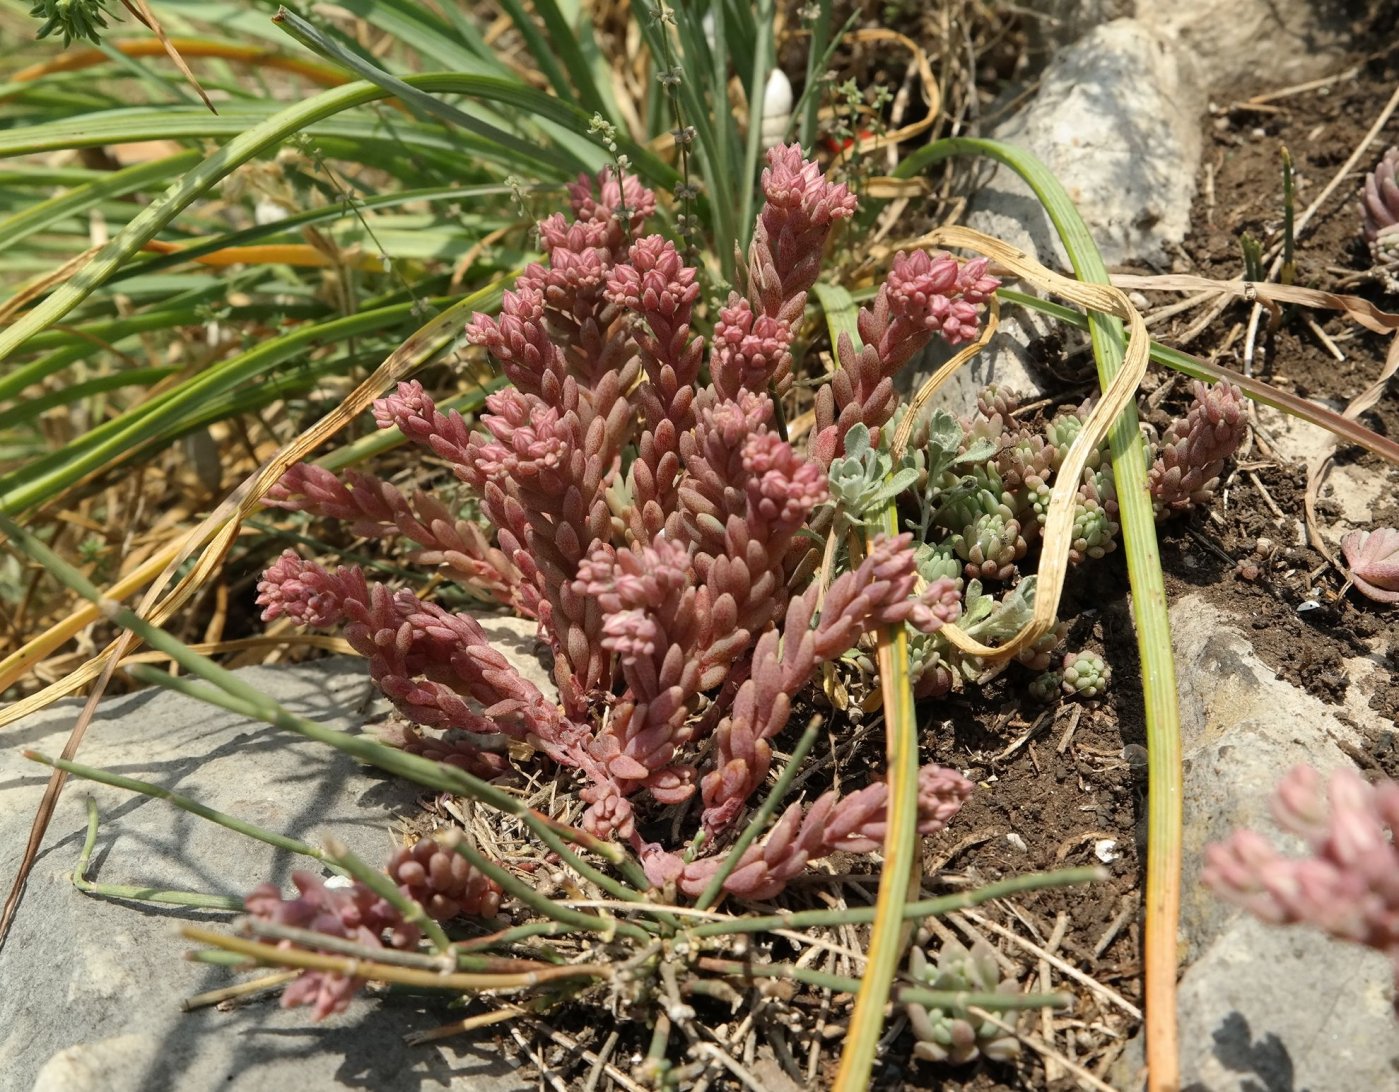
[736,0,774,246]
[0,300,431,513]
[271,8,585,176]
[0,367,178,432]
[897,136,1182,1087]
[0,151,201,251]
[526,0,616,121]
[0,74,675,367]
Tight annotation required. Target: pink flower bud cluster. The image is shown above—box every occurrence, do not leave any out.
[244,871,422,1021]
[1148,381,1247,513]
[811,250,1000,466]
[1202,765,1399,988]
[386,835,503,921]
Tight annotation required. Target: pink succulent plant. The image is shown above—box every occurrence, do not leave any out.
[1203,765,1399,995]
[258,146,991,896]
[1341,527,1399,605]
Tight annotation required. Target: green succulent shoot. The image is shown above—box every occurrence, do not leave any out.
[1061,650,1110,698]
[959,576,1037,645]
[29,0,114,46]
[905,939,1022,1065]
[827,423,919,526]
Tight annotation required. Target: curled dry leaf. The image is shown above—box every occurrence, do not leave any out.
[1341,527,1399,604]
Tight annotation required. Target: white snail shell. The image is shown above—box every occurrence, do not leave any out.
[760,69,793,149]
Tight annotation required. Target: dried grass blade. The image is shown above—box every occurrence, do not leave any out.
[118,0,218,113]
[0,282,506,944]
[1110,272,1399,335]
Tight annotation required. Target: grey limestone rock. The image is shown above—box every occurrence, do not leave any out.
[968,19,1203,272]
[0,657,528,1092]
[1113,596,1399,1090]
[1023,1,1354,92]
[912,18,1203,414]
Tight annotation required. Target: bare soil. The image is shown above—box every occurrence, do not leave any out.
[824,32,1399,1092]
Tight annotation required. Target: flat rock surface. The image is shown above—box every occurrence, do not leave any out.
[0,658,527,1092]
[1114,596,1399,1091]
[967,18,1203,271]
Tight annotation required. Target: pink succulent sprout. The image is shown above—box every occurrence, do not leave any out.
[1361,147,1399,247]
[263,463,519,610]
[645,763,973,899]
[701,533,960,834]
[1148,381,1248,514]
[811,250,1000,467]
[261,151,983,896]
[1202,765,1399,989]
[244,871,423,1021]
[387,836,503,921]
[605,234,704,541]
[256,552,563,757]
[706,143,858,400]
[711,295,795,401]
[1341,527,1399,605]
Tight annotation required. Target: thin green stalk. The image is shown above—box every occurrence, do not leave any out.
[798,0,833,149]
[897,136,1181,1091]
[241,917,456,970]
[238,915,552,974]
[704,958,1069,1010]
[694,715,823,911]
[695,866,1103,939]
[736,0,774,248]
[322,837,452,953]
[0,367,178,432]
[28,751,330,864]
[489,0,580,110]
[0,299,439,514]
[454,920,576,952]
[115,663,650,939]
[635,0,734,268]
[186,948,253,966]
[183,924,612,992]
[528,0,617,121]
[0,510,652,930]
[995,287,1399,466]
[835,502,921,1090]
[70,797,244,910]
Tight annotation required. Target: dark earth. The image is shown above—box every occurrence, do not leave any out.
[799,16,1399,1092]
